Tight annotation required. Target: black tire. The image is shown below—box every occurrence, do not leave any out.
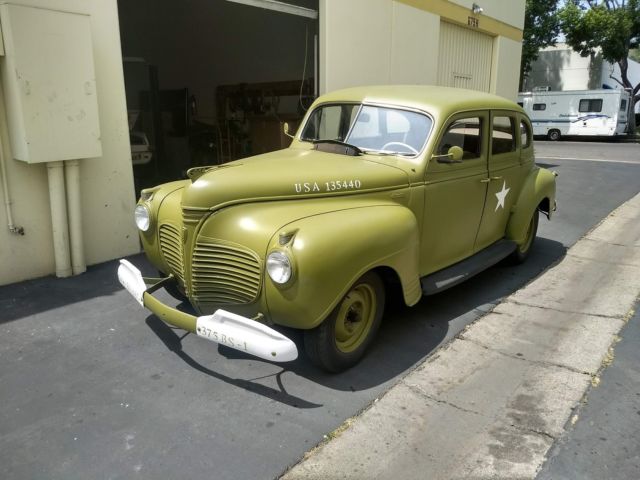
[158,271,188,302]
[304,271,385,373]
[547,129,561,141]
[510,210,539,264]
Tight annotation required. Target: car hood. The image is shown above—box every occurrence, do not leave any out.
[181,147,410,210]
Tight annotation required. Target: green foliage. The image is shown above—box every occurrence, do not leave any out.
[560,0,640,115]
[560,0,640,64]
[520,0,561,88]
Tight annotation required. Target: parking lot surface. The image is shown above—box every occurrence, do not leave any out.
[1,142,639,479]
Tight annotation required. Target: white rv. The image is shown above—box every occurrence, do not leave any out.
[517,89,631,140]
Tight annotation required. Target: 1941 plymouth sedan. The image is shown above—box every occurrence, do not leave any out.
[118,85,556,372]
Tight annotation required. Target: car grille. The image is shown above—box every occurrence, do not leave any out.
[191,240,262,306]
[158,223,184,284]
[182,207,208,226]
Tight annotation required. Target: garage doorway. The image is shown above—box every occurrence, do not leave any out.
[118,0,318,194]
[437,21,493,92]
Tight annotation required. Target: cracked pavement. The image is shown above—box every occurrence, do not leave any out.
[282,193,640,479]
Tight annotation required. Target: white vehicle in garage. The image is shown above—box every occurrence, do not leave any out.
[518,89,631,140]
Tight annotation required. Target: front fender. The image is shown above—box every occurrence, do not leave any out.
[139,180,190,271]
[265,205,421,329]
[506,167,556,245]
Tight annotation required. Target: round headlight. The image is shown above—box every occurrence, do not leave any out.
[266,251,292,284]
[134,204,151,231]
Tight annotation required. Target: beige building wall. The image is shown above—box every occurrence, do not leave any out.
[490,36,523,101]
[320,0,524,100]
[0,0,139,285]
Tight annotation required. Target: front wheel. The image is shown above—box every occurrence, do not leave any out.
[510,210,539,264]
[304,271,385,372]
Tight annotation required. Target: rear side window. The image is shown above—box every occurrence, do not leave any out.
[620,99,628,112]
[533,103,546,111]
[437,117,483,160]
[579,99,603,113]
[491,116,516,155]
[520,120,532,149]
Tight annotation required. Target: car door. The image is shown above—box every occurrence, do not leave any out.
[474,110,526,251]
[421,112,489,275]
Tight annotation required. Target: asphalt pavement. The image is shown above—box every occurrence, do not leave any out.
[537,307,640,480]
[0,141,639,479]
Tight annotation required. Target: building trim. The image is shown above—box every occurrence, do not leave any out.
[396,0,523,42]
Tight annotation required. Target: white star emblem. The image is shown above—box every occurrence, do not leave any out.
[495,181,510,211]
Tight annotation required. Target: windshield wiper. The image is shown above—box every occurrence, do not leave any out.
[313,139,363,156]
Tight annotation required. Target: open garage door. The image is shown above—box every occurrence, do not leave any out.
[118,0,318,194]
[437,21,493,92]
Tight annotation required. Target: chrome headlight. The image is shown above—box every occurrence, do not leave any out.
[134,204,151,232]
[266,251,292,284]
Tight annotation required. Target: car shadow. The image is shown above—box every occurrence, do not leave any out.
[144,236,566,398]
[0,253,154,325]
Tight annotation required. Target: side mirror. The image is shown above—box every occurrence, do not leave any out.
[283,122,294,139]
[448,145,463,161]
[431,145,464,164]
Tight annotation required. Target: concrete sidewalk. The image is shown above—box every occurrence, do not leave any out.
[282,193,640,480]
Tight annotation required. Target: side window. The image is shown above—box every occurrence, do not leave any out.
[620,99,628,112]
[533,103,546,111]
[491,116,516,155]
[520,119,532,149]
[579,99,603,113]
[437,117,483,160]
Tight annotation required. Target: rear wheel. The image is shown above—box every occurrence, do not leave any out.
[510,210,539,264]
[304,271,385,372]
[547,129,561,141]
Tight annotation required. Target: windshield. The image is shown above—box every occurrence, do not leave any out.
[300,103,432,156]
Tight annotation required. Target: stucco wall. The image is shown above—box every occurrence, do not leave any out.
[0,0,139,285]
[491,36,523,101]
[319,0,442,93]
[320,0,523,100]
[448,0,525,30]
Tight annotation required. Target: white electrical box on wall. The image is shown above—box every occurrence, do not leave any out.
[0,3,102,163]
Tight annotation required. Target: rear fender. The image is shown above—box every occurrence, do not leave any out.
[265,205,421,329]
[506,167,556,245]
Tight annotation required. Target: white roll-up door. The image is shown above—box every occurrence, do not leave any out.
[437,21,493,92]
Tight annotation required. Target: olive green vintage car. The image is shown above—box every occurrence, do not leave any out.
[118,85,556,372]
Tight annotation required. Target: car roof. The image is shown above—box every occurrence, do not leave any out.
[314,85,524,119]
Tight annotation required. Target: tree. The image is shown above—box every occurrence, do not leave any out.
[560,0,640,127]
[520,0,562,90]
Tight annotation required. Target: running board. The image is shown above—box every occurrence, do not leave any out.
[421,239,517,295]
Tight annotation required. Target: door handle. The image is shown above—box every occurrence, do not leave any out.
[480,176,502,183]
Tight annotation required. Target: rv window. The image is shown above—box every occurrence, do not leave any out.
[620,99,628,112]
[520,120,531,149]
[491,116,516,155]
[517,102,524,107]
[533,103,546,111]
[437,117,483,160]
[579,99,603,113]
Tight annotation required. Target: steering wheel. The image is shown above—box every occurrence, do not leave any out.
[381,141,419,154]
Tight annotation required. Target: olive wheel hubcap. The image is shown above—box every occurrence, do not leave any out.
[334,284,376,353]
